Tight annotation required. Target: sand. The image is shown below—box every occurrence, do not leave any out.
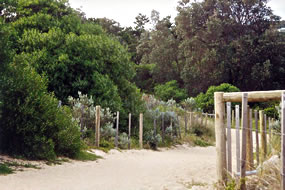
[0,144,217,190]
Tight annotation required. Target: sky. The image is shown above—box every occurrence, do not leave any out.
[69,0,285,28]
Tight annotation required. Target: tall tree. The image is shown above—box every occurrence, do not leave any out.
[175,0,284,95]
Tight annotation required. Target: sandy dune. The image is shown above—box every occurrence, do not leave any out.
[0,145,217,190]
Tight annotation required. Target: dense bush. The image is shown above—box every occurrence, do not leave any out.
[195,83,240,113]
[154,80,187,102]
[0,61,81,160]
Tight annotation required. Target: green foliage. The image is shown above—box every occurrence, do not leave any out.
[195,83,240,113]
[0,163,13,175]
[118,132,129,149]
[73,151,101,161]
[133,64,155,93]
[3,0,143,131]
[154,80,187,102]
[181,97,197,111]
[264,106,279,119]
[99,139,115,152]
[0,61,81,160]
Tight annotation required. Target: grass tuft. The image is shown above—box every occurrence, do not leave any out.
[0,163,14,175]
[73,151,101,161]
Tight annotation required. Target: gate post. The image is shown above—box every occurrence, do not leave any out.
[281,92,285,190]
[214,92,227,185]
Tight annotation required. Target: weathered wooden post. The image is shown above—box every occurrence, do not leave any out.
[255,110,259,166]
[115,111,119,148]
[162,113,165,142]
[128,113,131,149]
[205,113,208,127]
[235,105,240,173]
[185,113,188,134]
[268,117,272,144]
[232,110,235,128]
[214,92,227,184]
[241,93,248,190]
[260,110,266,162]
[281,92,285,190]
[139,113,143,149]
[95,105,101,147]
[177,116,181,139]
[246,108,254,170]
[226,102,232,174]
[189,112,193,128]
[153,117,157,137]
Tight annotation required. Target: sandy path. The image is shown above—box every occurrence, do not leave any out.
[0,145,217,190]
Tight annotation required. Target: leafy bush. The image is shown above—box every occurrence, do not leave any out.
[0,61,81,160]
[68,92,115,133]
[118,132,129,149]
[195,83,240,113]
[145,131,162,150]
[181,97,197,111]
[154,80,187,102]
[264,106,279,119]
[101,123,116,140]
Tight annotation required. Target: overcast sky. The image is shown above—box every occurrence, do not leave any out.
[69,0,285,28]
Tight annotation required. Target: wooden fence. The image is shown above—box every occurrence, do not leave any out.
[91,108,214,150]
[214,90,285,190]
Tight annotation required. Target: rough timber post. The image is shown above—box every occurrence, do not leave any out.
[128,113,131,149]
[246,108,254,170]
[235,105,241,173]
[214,92,227,184]
[281,92,285,190]
[185,113,188,134]
[226,102,232,174]
[255,110,260,166]
[205,113,208,127]
[115,111,119,148]
[95,106,101,147]
[139,113,143,149]
[240,93,248,190]
[260,110,266,162]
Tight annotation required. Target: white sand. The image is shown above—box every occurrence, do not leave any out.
[0,145,217,190]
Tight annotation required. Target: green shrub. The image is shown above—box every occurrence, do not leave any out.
[195,83,240,113]
[0,61,81,159]
[154,80,187,103]
[118,132,129,149]
[0,163,14,175]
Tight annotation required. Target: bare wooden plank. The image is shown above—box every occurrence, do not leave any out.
[128,113,131,149]
[281,92,285,190]
[95,106,101,147]
[227,102,232,174]
[235,105,241,173]
[115,111,119,148]
[139,113,143,149]
[223,90,285,102]
[255,110,259,166]
[214,92,227,184]
[241,93,248,190]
